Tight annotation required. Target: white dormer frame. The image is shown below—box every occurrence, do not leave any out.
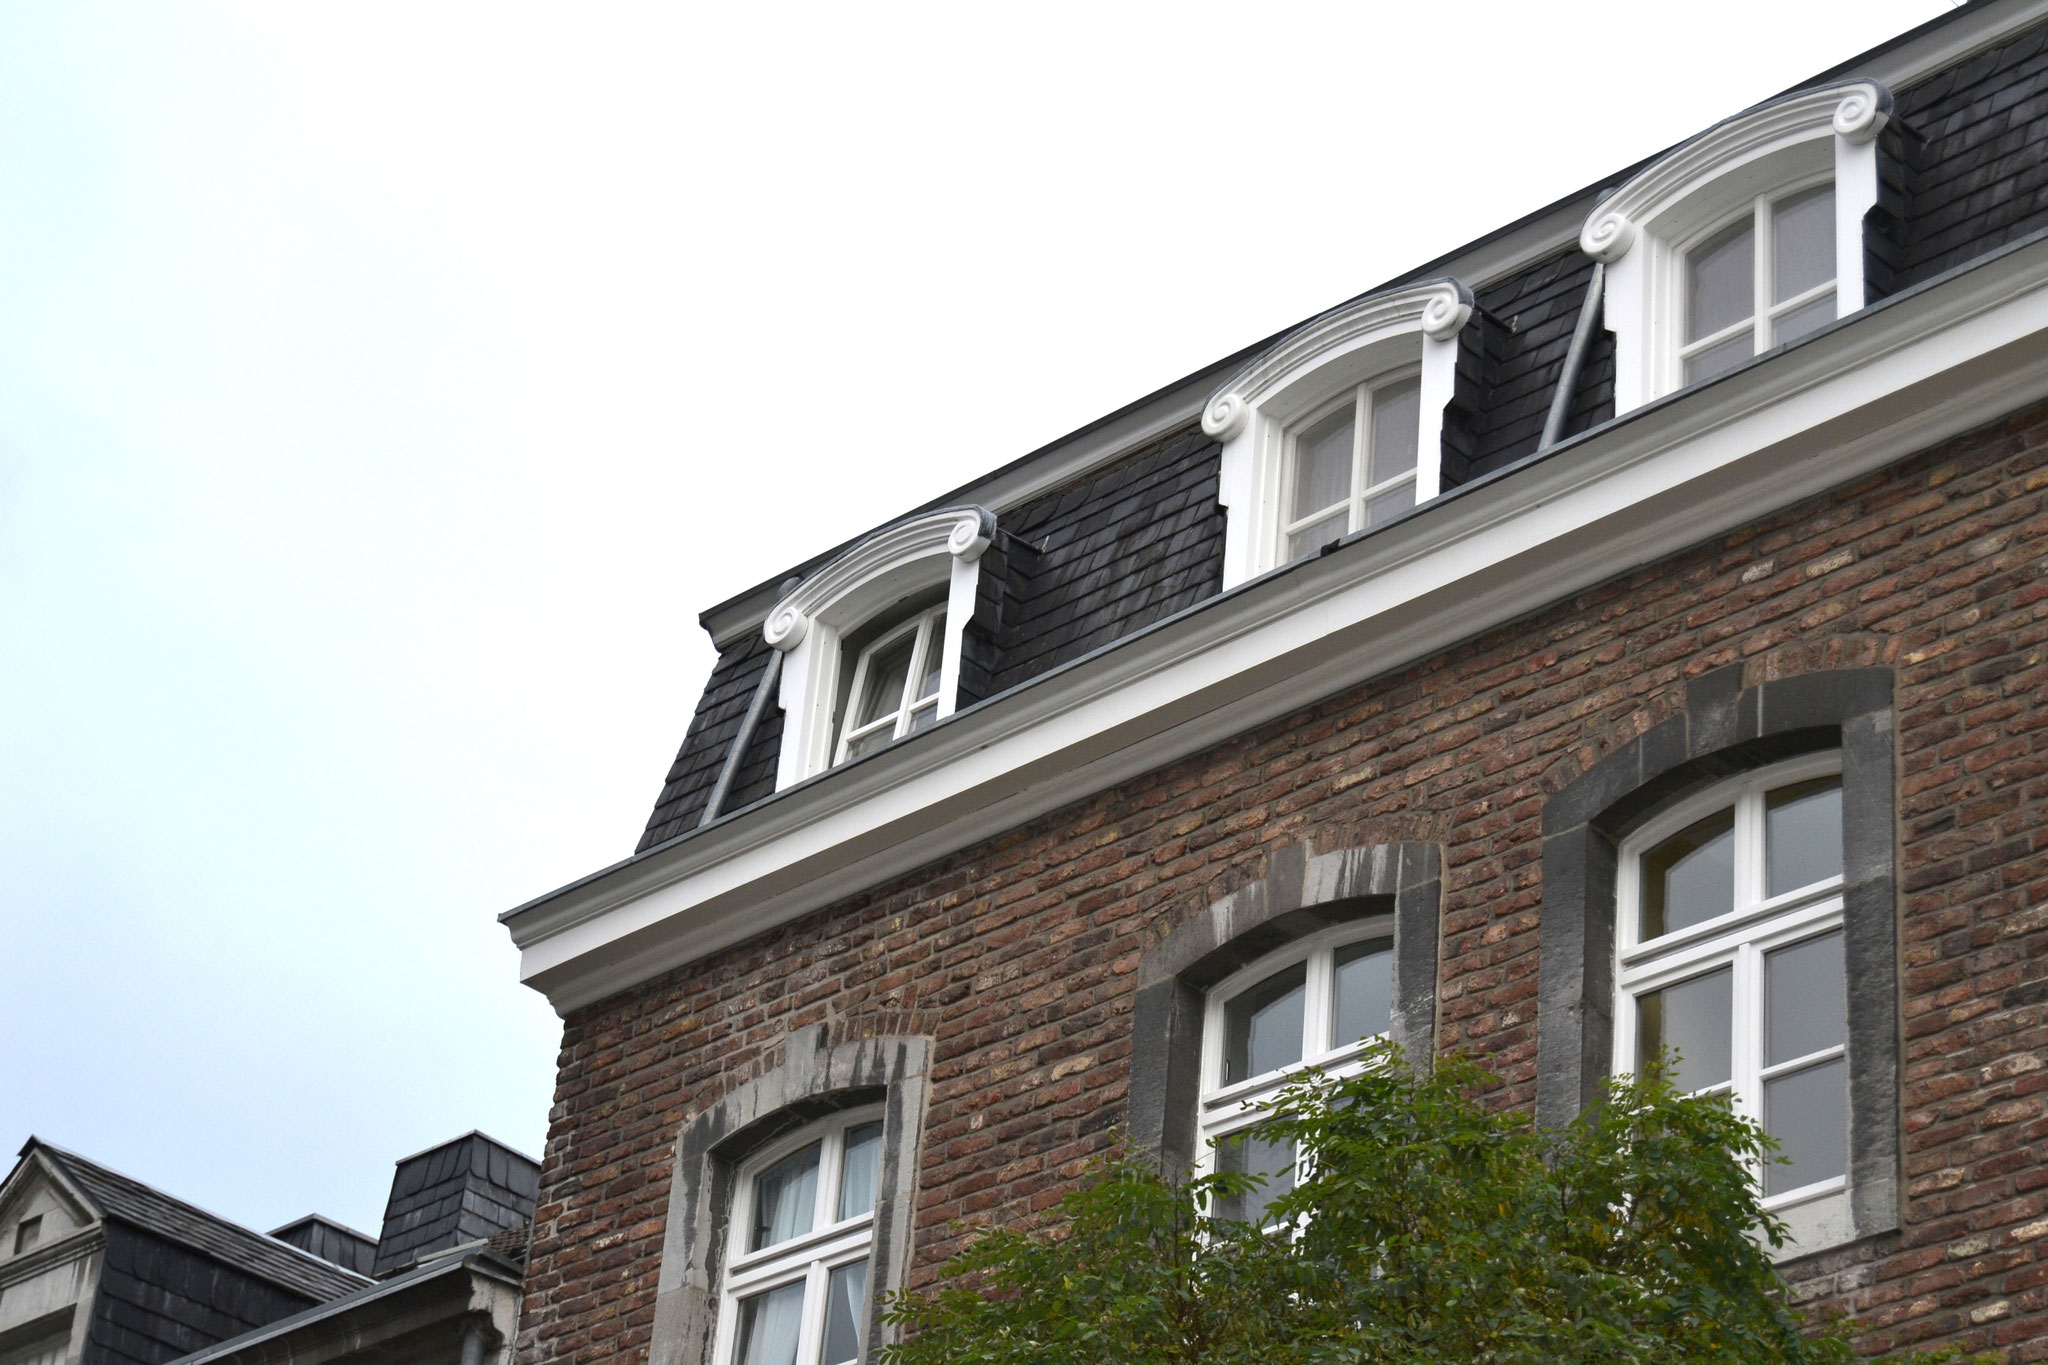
[1205,279,1475,589]
[765,506,995,787]
[1584,81,1892,414]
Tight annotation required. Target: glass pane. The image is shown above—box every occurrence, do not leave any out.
[1766,776,1843,896]
[1222,961,1307,1085]
[1291,404,1355,523]
[1687,216,1755,342]
[903,699,938,735]
[821,1259,868,1365]
[1684,331,1755,386]
[852,635,914,729]
[837,1122,883,1220]
[1366,377,1421,486]
[842,725,893,761]
[733,1281,806,1365]
[1639,807,1735,939]
[915,615,946,700]
[1635,967,1732,1094]
[1764,1056,1847,1195]
[749,1141,821,1251]
[1772,185,1835,303]
[1364,480,1416,528]
[1766,932,1846,1066]
[1215,1128,1294,1226]
[1331,938,1393,1048]
[1285,507,1350,561]
[1772,291,1836,347]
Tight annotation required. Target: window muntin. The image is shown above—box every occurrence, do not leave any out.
[834,605,946,766]
[721,1111,884,1365]
[1616,754,1848,1208]
[1680,183,1837,387]
[1281,373,1421,561]
[1199,922,1394,1223]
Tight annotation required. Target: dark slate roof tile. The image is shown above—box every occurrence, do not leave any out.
[36,1144,365,1303]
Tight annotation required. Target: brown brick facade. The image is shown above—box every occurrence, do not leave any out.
[517,398,2048,1363]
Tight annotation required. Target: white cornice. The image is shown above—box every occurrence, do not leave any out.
[505,233,2048,1014]
[1581,82,1891,263]
[1201,279,1474,441]
[763,506,994,652]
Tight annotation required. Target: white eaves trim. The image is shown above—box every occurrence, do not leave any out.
[506,231,2048,1015]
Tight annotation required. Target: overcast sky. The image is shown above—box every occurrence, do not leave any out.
[1,1,1952,1240]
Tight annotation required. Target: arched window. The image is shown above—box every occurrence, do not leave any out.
[1199,921,1395,1224]
[1204,281,1474,588]
[1128,840,1442,1189]
[649,1029,928,1365]
[1583,81,1891,411]
[1535,665,1900,1258]
[1613,754,1849,1231]
[718,1110,885,1365]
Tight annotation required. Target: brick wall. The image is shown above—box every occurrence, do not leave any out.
[516,399,2048,1363]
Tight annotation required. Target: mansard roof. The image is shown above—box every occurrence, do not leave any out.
[502,1,2048,1015]
[637,4,2048,854]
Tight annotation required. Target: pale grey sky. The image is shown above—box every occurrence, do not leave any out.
[0,1,1949,1238]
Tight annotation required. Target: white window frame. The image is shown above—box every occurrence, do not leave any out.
[1277,370,1423,561]
[1673,175,1838,390]
[1612,752,1849,1252]
[765,507,993,787]
[713,1107,885,1365]
[833,603,948,765]
[1194,919,1396,1212]
[1206,280,1473,589]
[1584,81,1890,414]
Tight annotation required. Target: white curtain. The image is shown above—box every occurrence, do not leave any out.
[737,1281,805,1365]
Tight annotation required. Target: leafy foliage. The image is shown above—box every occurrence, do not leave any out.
[883,1046,1992,1365]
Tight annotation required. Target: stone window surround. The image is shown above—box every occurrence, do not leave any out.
[1130,840,1443,1178]
[650,1028,930,1365]
[1535,665,1900,1245]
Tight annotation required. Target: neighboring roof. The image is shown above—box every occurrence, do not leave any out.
[372,1132,539,1278]
[167,1247,524,1365]
[268,1214,378,1278]
[24,1140,368,1302]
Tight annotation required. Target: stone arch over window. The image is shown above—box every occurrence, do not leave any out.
[1129,840,1442,1179]
[649,1027,930,1365]
[1535,665,1899,1246]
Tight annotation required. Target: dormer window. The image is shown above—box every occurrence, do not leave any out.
[1282,374,1421,561]
[766,507,993,786]
[836,604,947,763]
[1207,279,1473,589]
[1584,81,1890,413]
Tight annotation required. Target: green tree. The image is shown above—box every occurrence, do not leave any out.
[883,1046,1987,1365]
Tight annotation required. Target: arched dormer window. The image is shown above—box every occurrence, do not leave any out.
[1204,279,1475,589]
[1583,81,1892,413]
[765,506,994,786]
